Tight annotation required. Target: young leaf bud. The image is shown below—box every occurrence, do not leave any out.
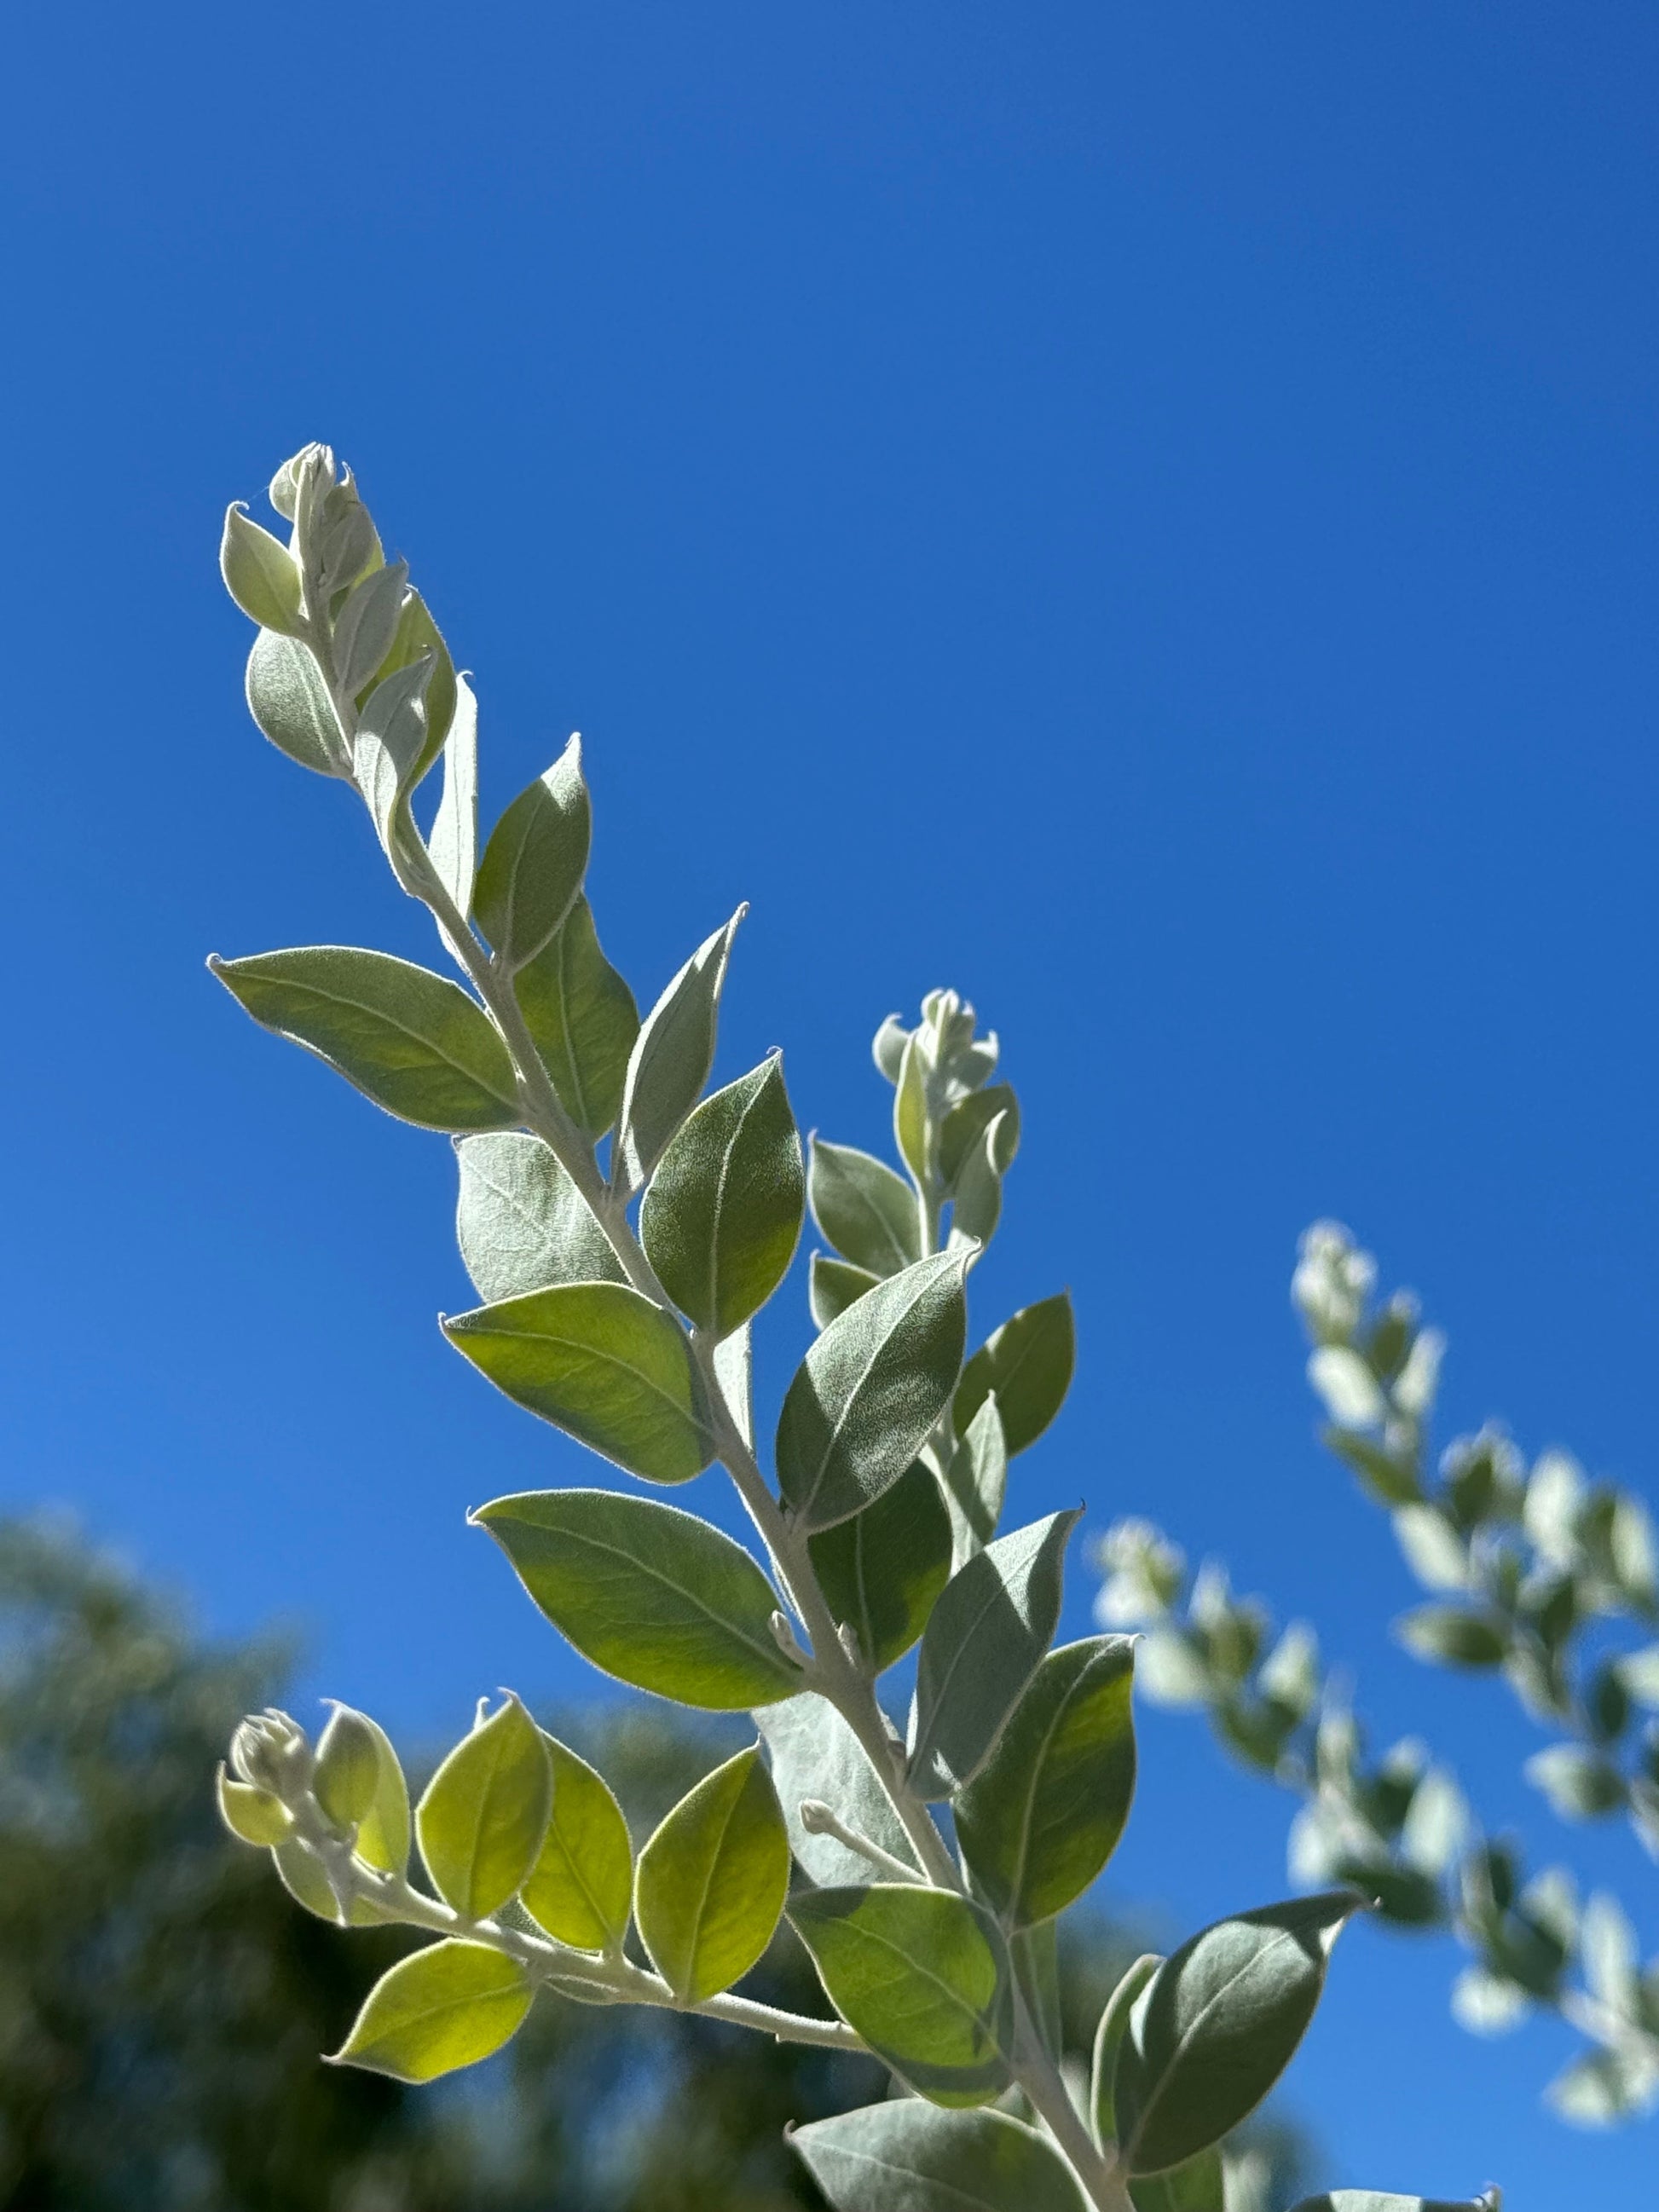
[220,505,304,637]
[314,1703,385,1830]
[216,1761,294,1847]
[228,1708,313,1801]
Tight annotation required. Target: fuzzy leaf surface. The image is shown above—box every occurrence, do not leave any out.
[809,1138,921,1277]
[514,897,640,1138]
[474,737,591,969]
[635,1744,789,2001]
[776,1250,968,1532]
[809,1458,952,1671]
[642,1057,804,1337]
[754,1694,921,1886]
[909,1510,1080,1800]
[616,913,741,1192]
[523,1735,633,1950]
[790,2102,1086,2212]
[454,1133,623,1303]
[954,1296,1075,1457]
[246,629,344,775]
[211,947,520,1132]
[956,1636,1136,1926]
[442,1281,713,1484]
[417,1695,552,1920]
[475,1488,804,1709]
[331,1941,530,2082]
[789,1883,1013,2106]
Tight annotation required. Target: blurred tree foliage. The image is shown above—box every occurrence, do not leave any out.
[0,1517,1306,2209]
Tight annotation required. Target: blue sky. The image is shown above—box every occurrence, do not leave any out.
[3,3,1656,2199]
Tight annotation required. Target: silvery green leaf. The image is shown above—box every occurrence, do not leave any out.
[367,587,457,774]
[429,673,479,921]
[1546,2042,1659,2124]
[1616,1643,1659,1708]
[956,1636,1136,1927]
[473,1487,804,1709]
[754,1692,921,1886]
[332,558,409,695]
[955,1295,1074,1457]
[943,1393,1007,1558]
[246,629,346,776]
[1257,1623,1321,1718]
[616,912,743,1194]
[1523,1743,1627,1820]
[893,1033,930,1186]
[210,945,520,1131]
[808,1457,952,1671]
[1393,1506,1469,1592]
[809,1137,921,1278]
[1523,1451,1585,1569]
[939,1083,1020,1191]
[330,1941,531,2082]
[221,504,304,634]
[810,1251,880,1328]
[354,652,437,849]
[1578,1890,1639,2011]
[1113,1892,1361,2174]
[949,1111,1008,1249]
[789,1883,1014,2106]
[872,1014,910,1083]
[1306,1346,1387,1429]
[523,1734,633,1950]
[1398,1767,1465,1875]
[713,1321,754,1447]
[455,1132,622,1302]
[515,897,639,1139]
[634,1744,789,2002]
[1091,1954,1161,2146]
[442,1281,714,1484]
[474,736,592,971]
[1449,1966,1529,2036]
[317,498,377,599]
[641,1057,804,1337]
[1396,1606,1509,1670]
[908,1510,1079,1800]
[775,1250,968,1532]
[791,2102,1087,2212]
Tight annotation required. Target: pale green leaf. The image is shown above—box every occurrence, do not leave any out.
[1114,1893,1362,2174]
[754,1693,922,1886]
[909,1510,1080,1801]
[246,628,345,775]
[808,1138,921,1278]
[514,896,639,1138]
[939,1084,1020,1190]
[429,673,479,920]
[454,1132,623,1303]
[776,1250,968,1532]
[1396,1607,1509,1670]
[893,1034,930,1185]
[442,1281,713,1484]
[416,1694,552,1919]
[810,1251,880,1328]
[954,1296,1074,1457]
[473,1487,805,1708]
[331,1940,531,2082]
[367,587,457,777]
[1130,2146,1225,2212]
[616,912,742,1193]
[315,1704,410,1872]
[943,1394,1007,1556]
[641,1057,804,1337]
[808,1458,952,1671]
[221,504,303,633]
[957,1636,1136,1927]
[353,653,438,849]
[272,1836,394,1926]
[1091,1955,1161,2146]
[791,2101,1086,2212]
[474,737,592,970]
[789,1882,1013,2106]
[523,1734,633,1951]
[216,1764,292,1847]
[333,558,409,694]
[635,1743,789,2001]
[210,946,521,1132]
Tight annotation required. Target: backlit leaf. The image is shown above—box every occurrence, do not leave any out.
[1113,1892,1362,2174]
[416,1694,552,1920]
[642,1057,804,1337]
[442,1281,713,1484]
[943,1394,1007,1557]
[809,1458,952,1671]
[635,1744,789,2001]
[809,1138,921,1278]
[957,1636,1136,1926]
[523,1734,633,1950]
[1090,1953,1160,2146]
[331,1940,531,2082]
[474,737,592,970]
[514,897,639,1138]
[429,673,479,919]
[211,945,519,1132]
[1129,2149,1224,2212]
[909,1511,1080,1801]
[315,1704,410,1874]
[790,1882,1013,2106]
[616,912,742,1194]
[810,1251,880,1328]
[246,628,345,775]
[754,1693,922,1886]
[474,1487,805,1709]
[954,1296,1075,1457]
[221,504,303,633]
[776,1251,968,1532]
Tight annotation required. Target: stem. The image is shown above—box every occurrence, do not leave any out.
[799,1800,927,1884]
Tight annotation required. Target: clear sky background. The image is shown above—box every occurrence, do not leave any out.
[3,3,1656,2201]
